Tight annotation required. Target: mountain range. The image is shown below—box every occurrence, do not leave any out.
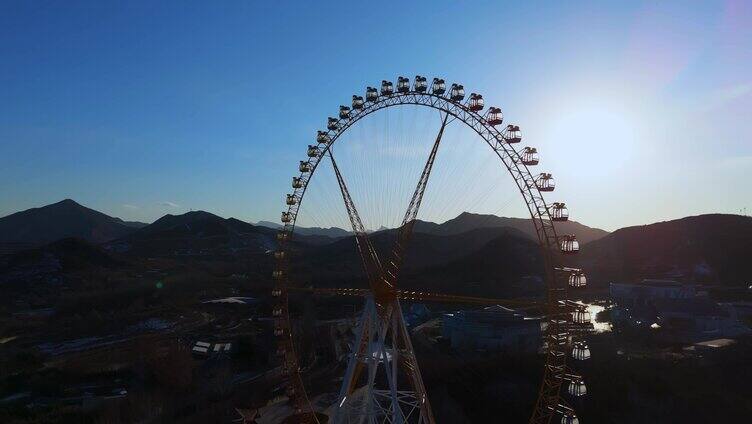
[255,220,352,238]
[0,199,609,249]
[411,212,608,245]
[2,200,750,288]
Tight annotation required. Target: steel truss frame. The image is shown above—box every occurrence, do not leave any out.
[273,86,580,424]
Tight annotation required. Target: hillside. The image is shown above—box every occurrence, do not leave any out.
[109,211,278,257]
[256,220,351,238]
[578,214,752,287]
[413,212,609,244]
[0,199,143,246]
[409,230,544,298]
[258,212,608,244]
[288,225,542,295]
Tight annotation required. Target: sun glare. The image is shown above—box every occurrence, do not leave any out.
[542,99,640,178]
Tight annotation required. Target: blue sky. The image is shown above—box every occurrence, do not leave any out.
[1,1,750,231]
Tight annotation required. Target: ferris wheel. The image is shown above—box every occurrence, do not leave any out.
[270,75,591,424]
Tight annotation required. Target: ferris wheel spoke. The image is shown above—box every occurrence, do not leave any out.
[328,150,390,296]
[274,77,587,424]
[384,113,449,288]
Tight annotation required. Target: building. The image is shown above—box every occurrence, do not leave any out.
[443,306,541,353]
[191,340,233,357]
[609,279,751,342]
[610,279,696,307]
[654,298,751,340]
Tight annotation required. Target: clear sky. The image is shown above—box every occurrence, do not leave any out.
[1,1,750,231]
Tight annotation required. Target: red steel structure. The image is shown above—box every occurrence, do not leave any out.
[271,75,590,424]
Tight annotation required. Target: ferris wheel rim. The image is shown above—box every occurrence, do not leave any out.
[273,85,575,423]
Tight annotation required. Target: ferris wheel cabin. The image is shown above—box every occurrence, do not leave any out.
[559,234,580,254]
[352,95,364,110]
[572,308,591,324]
[569,270,587,288]
[380,80,394,96]
[550,202,569,221]
[572,341,591,360]
[414,75,428,92]
[450,83,465,101]
[468,93,484,111]
[327,117,339,131]
[536,173,556,191]
[568,379,587,397]
[487,107,503,125]
[506,125,522,143]
[366,86,378,102]
[339,105,351,119]
[431,78,446,95]
[562,411,580,424]
[521,147,539,165]
[397,76,410,93]
[316,131,330,144]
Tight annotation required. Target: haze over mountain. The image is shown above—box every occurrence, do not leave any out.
[0,199,147,246]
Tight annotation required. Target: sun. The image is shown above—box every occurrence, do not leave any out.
[541,98,641,178]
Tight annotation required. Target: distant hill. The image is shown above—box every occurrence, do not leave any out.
[1,238,122,273]
[578,214,752,287]
[256,220,351,238]
[258,212,608,243]
[136,211,259,238]
[412,211,609,244]
[411,229,544,298]
[111,211,333,257]
[0,199,142,247]
[110,211,278,256]
[288,224,543,297]
[0,237,125,289]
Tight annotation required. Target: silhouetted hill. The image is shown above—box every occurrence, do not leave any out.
[413,212,608,244]
[110,211,333,257]
[256,220,351,238]
[0,199,140,246]
[108,211,277,256]
[578,214,752,287]
[289,225,542,296]
[0,237,125,288]
[2,238,122,272]
[258,212,608,243]
[135,211,256,238]
[410,230,544,298]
